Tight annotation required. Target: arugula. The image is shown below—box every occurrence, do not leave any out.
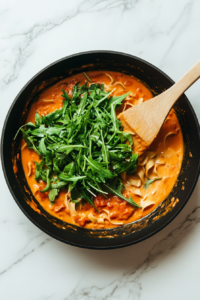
[144,177,162,189]
[49,189,58,203]
[83,72,92,83]
[104,178,141,208]
[16,81,140,209]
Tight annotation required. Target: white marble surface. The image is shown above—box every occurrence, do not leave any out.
[0,0,200,299]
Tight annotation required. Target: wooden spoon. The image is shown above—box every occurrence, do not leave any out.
[119,60,200,155]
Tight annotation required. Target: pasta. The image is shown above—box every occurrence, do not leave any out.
[27,162,32,177]
[113,82,126,90]
[105,73,114,84]
[65,193,78,216]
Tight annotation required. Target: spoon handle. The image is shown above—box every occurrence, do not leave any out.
[122,60,200,146]
[162,60,200,109]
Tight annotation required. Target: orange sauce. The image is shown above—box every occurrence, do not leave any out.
[20,71,184,228]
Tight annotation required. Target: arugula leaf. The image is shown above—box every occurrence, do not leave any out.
[51,144,86,154]
[107,92,131,108]
[101,130,109,165]
[80,189,98,212]
[95,89,116,107]
[20,128,33,148]
[41,169,51,192]
[21,129,41,156]
[35,113,42,127]
[104,182,141,208]
[34,161,45,182]
[61,89,70,102]
[83,72,92,83]
[114,153,138,174]
[42,102,67,125]
[77,92,88,116]
[110,104,121,132]
[63,162,76,176]
[144,178,162,189]
[14,122,36,140]
[71,188,81,202]
[45,127,65,136]
[58,173,86,183]
[51,181,67,189]
[84,156,113,180]
[53,158,61,173]
[49,189,58,203]
[38,138,51,155]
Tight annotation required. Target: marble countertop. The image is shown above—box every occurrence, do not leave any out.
[0,0,200,299]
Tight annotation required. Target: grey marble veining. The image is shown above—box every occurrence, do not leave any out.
[0,0,200,299]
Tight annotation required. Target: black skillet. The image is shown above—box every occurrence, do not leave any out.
[1,51,200,249]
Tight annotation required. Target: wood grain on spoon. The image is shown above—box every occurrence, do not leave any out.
[119,60,200,155]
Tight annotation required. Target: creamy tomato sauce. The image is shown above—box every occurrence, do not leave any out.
[21,71,184,228]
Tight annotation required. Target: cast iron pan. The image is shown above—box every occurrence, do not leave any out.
[1,51,200,249]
